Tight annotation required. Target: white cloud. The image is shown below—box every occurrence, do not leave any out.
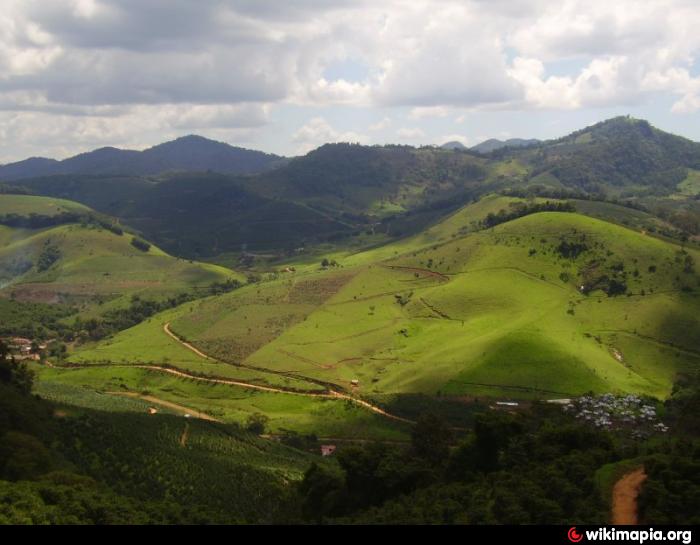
[409,106,450,119]
[292,116,367,154]
[396,127,425,139]
[0,0,699,158]
[369,116,391,131]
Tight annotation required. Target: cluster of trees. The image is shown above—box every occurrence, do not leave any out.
[556,240,589,259]
[298,409,615,523]
[76,280,241,340]
[298,382,700,525]
[527,118,700,193]
[0,211,123,236]
[0,184,31,195]
[482,201,575,229]
[0,341,301,524]
[0,212,84,229]
[130,237,151,252]
[500,186,650,213]
[0,299,76,341]
[36,243,61,272]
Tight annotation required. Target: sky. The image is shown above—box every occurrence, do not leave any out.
[0,0,700,162]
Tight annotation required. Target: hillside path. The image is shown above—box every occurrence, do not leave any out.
[163,323,214,360]
[612,467,647,525]
[180,422,190,447]
[106,391,222,422]
[157,322,416,424]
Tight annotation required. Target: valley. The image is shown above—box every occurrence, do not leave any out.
[1,117,699,525]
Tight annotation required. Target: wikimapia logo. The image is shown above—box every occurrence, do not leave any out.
[567,527,692,544]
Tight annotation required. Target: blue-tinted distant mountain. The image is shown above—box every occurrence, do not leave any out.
[0,157,60,180]
[0,135,286,180]
[471,137,540,153]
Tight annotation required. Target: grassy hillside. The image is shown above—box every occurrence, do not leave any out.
[67,198,700,411]
[20,192,698,448]
[0,194,90,216]
[0,195,242,319]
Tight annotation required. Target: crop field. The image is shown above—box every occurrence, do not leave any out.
[169,269,356,363]
[43,402,322,522]
[33,379,179,415]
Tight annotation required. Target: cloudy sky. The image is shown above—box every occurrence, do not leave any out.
[1,0,700,162]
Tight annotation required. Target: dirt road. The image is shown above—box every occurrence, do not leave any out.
[163,323,214,360]
[160,323,416,424]
[106,391,222,422]
[612,467,647,525]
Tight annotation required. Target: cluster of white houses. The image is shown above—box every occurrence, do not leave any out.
[3,337,46,361]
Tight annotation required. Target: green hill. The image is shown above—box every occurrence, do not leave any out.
[0,195,241,317]
[64,198,700,414]
[0,194,91,217]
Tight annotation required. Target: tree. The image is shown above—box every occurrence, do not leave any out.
[245,412,269,435]
[411,413,453,464]
[130,237,151,252]
[298,463,345,521]
[0,431,51,480]
[0,341,33,395]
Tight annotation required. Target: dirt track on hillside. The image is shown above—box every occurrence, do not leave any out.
[612,467,647,525]
[106,391,222,422]
[383,265,450,282]
[163,323,214,360]
[80,323,418,426]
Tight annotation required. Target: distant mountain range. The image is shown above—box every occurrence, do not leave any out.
[6,116,700,256]
[0,135,286,180]
[470,138,541,153]
[440,138,541,153]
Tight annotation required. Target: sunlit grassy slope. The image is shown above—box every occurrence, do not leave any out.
[0,195,242,309]
[75,197,700,403]
[0,194,91,216]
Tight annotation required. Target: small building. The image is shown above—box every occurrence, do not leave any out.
[148,407,158,415]
[320,444,336,457]
[495,401,519,407]
[350,379,359,386]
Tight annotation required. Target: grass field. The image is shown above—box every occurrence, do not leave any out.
[0,194,91,216]
[71,205,700,409]
[26,194,700,438]
[677,169,700,196]
[0,195,243,315]
[35,365,409,440]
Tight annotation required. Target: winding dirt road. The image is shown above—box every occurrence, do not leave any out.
[163,323,214,360]
[612,467,647,525]
[162,323,415,423]
[66,323,417,425]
